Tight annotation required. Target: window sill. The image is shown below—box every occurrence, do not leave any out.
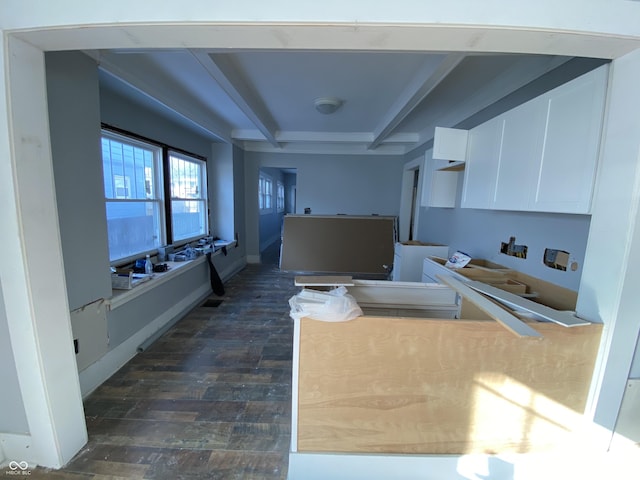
[106,239,236,311]
[107,256,207,311]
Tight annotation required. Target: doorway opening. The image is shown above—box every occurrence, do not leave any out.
[258,167,297,265]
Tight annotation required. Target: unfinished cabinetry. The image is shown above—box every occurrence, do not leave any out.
[420,149,459,208]
[392,242,449,282]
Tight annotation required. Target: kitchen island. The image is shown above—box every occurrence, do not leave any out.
[288,280,603,479]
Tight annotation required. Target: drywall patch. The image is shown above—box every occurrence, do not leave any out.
[500,236,527,259]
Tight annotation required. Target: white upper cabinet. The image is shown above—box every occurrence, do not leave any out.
[493,97,548,211]
[433,127,469,164]
[421,149,458,208]
[461,115,504,209]
[460,64,608,214]
[531,66,608,213]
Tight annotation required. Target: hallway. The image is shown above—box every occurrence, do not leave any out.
[33,245,298,479]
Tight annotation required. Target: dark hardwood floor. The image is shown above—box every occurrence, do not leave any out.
[32,241,298,479]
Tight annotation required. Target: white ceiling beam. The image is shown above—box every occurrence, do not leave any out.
[191,50,281,148]
[96,53,233,144]
[368,53,466,150]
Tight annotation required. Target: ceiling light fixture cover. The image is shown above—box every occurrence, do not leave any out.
[314,97,343,114]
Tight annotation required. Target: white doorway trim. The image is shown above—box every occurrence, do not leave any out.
[398,155,425,242]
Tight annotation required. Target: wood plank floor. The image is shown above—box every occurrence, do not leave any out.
[32,243,298,479]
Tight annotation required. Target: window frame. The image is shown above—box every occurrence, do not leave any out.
[277,181,285,213]
[101,124,209,266]
[259,172,274,214]
[168,150,209,244]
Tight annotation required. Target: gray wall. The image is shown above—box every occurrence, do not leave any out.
[107,264,209,348]
[244,151,405,260]
[248,152,405,216]
[209,143,247,276]
[417,201,590,290]
[46,51,112,311]
[0,280,29,434]
[100,85,213,159]
[45,53,242,383]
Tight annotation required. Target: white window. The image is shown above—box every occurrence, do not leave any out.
[101,128,210,264]
[170,152,208,242]
[259,173,273,213]
[277,181,285,212]
[101,131,164,263]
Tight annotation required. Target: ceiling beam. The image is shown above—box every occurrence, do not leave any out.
[368,53,466,150]
[191,51,281,148]
[95,52,233,144]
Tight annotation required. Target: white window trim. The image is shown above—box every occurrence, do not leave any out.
[259,172,274,215]
[102,130,166,265]
[169,150,209,244]
[277,181,285,213]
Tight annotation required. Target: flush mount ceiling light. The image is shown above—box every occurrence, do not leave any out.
[314,97,343,115]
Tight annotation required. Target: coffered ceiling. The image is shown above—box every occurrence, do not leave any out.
[93,48,605,155]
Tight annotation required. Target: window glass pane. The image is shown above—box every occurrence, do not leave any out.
[172,200,207,241]
[102,138,155,200]
[105,201,162,261]
[101,131,163,262]
[170,155,202,199]
[169,153,207,242]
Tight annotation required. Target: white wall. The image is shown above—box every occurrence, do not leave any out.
[0,281,29,435]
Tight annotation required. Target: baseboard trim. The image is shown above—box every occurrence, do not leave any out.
[218,257,247,282]
[78,283,211,398]
[247,254,261,264]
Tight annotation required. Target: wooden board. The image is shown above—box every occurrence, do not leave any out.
[465,280,589,327]
[280,215,396,274]
[437,275,542,337]
[348,279,457,309]
[297,316,603,455]
[295,275,354,286]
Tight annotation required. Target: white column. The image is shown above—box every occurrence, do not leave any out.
[578,48,640,443]
[0,36,87,468]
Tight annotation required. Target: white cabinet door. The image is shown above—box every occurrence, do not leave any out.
[461,116,504,209]
[421,151,458,208]
[433,127,469,161]
[493,98,548,211]
[394,243,449,282]
[532,66,608,214]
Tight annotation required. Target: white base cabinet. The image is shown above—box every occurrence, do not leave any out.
[392,243,449,282]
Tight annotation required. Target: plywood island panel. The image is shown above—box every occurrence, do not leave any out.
[296,315,602,455]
